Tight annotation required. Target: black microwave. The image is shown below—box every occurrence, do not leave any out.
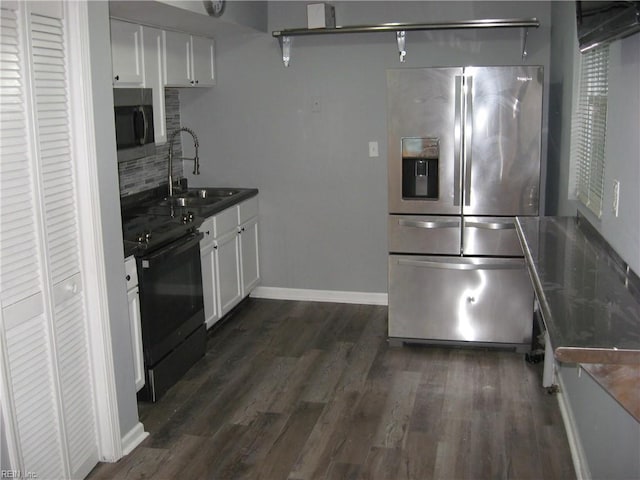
[114,88,155,162]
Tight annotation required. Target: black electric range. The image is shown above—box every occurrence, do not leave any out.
[121,196,207,402]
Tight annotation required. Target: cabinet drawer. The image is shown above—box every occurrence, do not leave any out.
[462,217,522,256]
[125,255,138,289]
[388,215,460,255]
[238,196,258,224]
[214,206,238,237]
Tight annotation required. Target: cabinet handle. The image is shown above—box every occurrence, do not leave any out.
[206,230,210,235]
[126,274,131,281]
[190,80,195,85]
[195,80,199,84]
[214,245,218,249]
[114,75,119,81]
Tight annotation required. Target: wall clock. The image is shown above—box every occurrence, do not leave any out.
[203,0,226,18]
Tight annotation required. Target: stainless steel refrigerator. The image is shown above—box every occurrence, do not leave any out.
[387,66,543,348]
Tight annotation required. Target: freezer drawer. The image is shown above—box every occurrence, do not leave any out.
[388,255,533,345]
[388,215,460,255]
[462,217,523,256]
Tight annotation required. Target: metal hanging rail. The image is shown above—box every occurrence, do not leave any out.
[272,18,540,66]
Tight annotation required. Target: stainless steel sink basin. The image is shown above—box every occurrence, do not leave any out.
[186,188,240,199]
[158,196,223,207]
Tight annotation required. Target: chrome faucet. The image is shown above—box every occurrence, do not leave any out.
[168,127,200,197]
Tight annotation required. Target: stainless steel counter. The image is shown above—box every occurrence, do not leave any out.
[515,216,640,365]
[516,215,640,421]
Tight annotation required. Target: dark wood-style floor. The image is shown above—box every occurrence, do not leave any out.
[88,298,576,480]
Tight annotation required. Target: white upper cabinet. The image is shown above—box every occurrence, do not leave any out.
[191,35,216,86]
[163,31,215,87]
[163,30,191,86]
[142,26,167,144]
[110,19,144,86]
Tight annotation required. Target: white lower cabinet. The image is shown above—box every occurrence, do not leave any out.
[125,256,145,392]
[200,237,220,329]
[199,196,260,328]
[240,216,260,294]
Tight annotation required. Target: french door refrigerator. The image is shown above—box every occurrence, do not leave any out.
[387,66,542,348]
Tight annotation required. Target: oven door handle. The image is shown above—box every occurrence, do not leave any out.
[142,232,204,267]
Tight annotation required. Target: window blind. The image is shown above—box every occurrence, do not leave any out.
[572,45,609,218]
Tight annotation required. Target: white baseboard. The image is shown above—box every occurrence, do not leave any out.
[250,286,388,306]
[121,422,148,456]
[556,373,591,480]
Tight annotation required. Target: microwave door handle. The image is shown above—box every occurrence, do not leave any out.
[134,107,149,145]
[139,106,148,145]
[131,107,141,145]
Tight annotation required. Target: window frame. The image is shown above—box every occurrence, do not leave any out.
[571,45,610,218]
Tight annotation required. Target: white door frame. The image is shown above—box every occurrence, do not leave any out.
[64,0,123,462]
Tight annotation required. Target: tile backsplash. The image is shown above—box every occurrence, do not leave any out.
[118,88,183,198]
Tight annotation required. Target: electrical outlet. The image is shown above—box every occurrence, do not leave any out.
[368,141,379,158]
[612,179,620,217]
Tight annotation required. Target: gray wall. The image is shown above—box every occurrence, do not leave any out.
[179,1,551,294]
[88,0,140,438]
[547,3,640,274]
[595,35,640,273]
[546,1,578,217]
[559,364,640,479]
[548,4,640,478]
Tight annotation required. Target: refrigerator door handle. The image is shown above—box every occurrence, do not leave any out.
[398,219,460,229]
[464,75,473,207]
[464,220,515,230]
[397,258,524,271]
[453,75,463,207]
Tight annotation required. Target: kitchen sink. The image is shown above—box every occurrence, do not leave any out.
[157,189,242,208]
[185,188,240,199]
[158,196,223,207]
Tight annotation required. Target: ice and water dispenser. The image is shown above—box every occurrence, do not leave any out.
[401,137,439,199]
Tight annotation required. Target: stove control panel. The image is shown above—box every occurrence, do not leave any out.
[181,211,195,224]
[136,231,152,244]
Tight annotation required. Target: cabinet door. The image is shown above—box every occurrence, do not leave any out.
[200,241,219,329]
[127,286,145,392]
[240,218,260,295]
[215,231,242,316]
[110,19,144,86]
[191,35,215,86]
[142,26,166,144]
[163,30,192,86]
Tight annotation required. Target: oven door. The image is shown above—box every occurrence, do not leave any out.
[137,232,204,366]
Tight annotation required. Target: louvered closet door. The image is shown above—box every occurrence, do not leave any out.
[0,5,66,478]
[0,2,99,478]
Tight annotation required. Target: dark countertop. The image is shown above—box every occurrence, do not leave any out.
[121,187,258,258]
[515,216,640,365]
